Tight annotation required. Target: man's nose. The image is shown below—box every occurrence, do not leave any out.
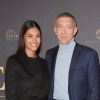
[62,27,66,34]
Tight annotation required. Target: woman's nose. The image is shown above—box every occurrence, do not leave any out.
[32,37,37,42]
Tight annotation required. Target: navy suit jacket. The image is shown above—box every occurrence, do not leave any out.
[46,43,100,100]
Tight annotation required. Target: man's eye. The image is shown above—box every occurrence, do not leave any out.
[66,26,73,29]
[57,26,62,28]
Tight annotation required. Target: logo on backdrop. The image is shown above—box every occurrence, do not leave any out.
[5,29,19,41]
[84,28,100,43]
[0,66,5,91]
[96,28,100,40]
[0,66,5,98]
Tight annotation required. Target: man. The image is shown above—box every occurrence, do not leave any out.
[46,12,100,100]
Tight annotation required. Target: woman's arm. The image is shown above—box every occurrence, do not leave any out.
[5,56,18,100]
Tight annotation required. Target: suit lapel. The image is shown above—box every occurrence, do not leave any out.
[69,43,81,79]
[51,46,59,74]
[49,46,59,99]
[68,43,81,87]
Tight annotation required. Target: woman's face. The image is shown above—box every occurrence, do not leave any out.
[24,27,41,56]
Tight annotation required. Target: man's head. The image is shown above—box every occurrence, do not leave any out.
[54,12,78,44]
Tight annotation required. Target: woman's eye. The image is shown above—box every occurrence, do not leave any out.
[37,35,40,37]
[28,35,32,37]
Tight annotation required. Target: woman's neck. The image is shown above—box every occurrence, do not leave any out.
[25,50,37,58]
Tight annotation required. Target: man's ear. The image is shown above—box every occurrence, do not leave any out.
[73,27,78,36]
[54,27,57,35]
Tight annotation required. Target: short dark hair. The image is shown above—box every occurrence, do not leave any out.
[56,12,77,27]
[17,20,42,55]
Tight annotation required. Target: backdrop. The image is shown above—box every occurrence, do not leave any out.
[0,0,100,99]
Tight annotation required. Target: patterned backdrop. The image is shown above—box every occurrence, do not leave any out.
[0,0,100,99]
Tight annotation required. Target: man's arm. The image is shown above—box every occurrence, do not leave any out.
[88,51,100,100]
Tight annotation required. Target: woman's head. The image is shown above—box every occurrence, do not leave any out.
[17,20,42,56]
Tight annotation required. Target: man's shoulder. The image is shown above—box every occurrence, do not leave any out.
[76,43,97,54]
[46,45,59,54]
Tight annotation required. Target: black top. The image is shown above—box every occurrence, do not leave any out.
[5,51,50,100]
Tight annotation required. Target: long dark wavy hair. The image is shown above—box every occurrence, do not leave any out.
[16,20,42,55]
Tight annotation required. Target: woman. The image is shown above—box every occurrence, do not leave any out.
[5,20,50,100]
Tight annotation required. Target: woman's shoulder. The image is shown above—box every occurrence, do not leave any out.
[37,57,48,64]
[7,54,18,63]
[37,56,47,61]
[6,54,19,70]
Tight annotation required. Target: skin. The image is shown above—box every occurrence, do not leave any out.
[54,16,78,44]
[24,27,41,58]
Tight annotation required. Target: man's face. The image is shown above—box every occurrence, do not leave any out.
[54,16,77,44]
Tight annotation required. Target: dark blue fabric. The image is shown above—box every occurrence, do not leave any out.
[46,43,100,100]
